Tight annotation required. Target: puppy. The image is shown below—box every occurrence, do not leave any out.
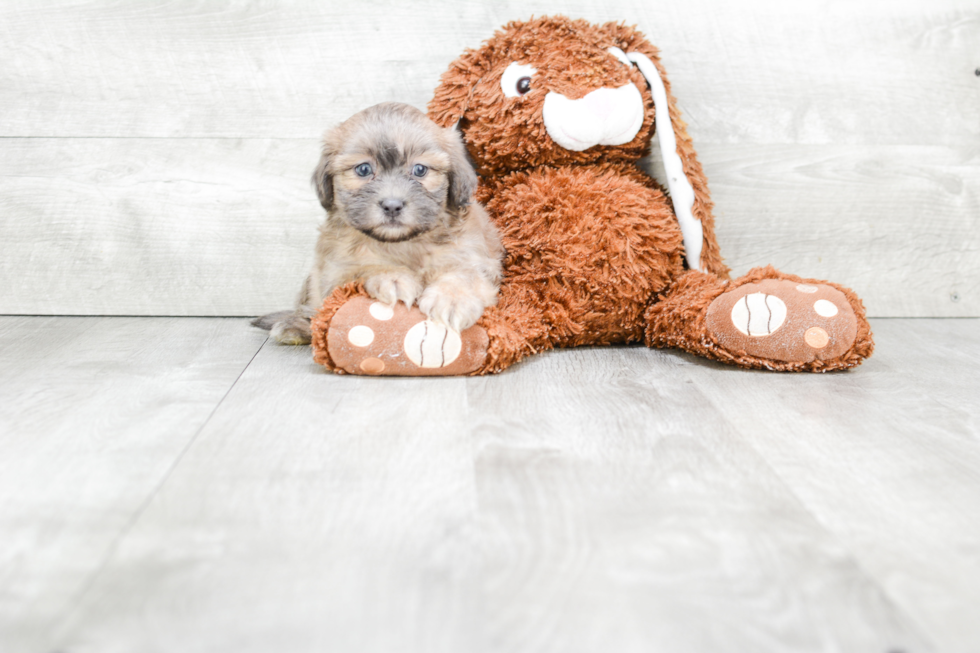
[253,102,503,345]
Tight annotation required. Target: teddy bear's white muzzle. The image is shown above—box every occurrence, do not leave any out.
[542,83,645,152]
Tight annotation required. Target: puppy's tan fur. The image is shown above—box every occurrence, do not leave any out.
[254,103,502,345]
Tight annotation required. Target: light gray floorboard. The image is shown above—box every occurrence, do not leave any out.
[462,347,930,653]
[0,317,265,651]
[2,318,978,652]
[677,319,980,652]
[46,344,479,653]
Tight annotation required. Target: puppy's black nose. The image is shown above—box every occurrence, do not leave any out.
[380,198,404,218]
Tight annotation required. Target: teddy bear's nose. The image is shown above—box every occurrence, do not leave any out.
[541,83,644,152]
[581,89,617,120]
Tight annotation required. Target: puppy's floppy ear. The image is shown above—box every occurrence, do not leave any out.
[311,152,333,211]
[443,127,478,211]
[313,126,345,211]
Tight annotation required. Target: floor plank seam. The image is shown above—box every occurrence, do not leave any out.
[46,337,270,641]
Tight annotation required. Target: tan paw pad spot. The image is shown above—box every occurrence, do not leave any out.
[804,327,830,349]
[730,292,787,337]
[359,357,385,374]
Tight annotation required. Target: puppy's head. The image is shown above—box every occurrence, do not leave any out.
[313,102,477,243]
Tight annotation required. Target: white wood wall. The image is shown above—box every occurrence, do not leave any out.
[1,0,977,317]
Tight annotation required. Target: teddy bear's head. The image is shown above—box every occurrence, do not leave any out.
[428,16,676,175]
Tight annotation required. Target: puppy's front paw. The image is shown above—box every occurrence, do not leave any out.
[364,272,423,308]
[418,284,487,332]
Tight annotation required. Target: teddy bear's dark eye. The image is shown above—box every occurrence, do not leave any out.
[355,163,373,177]
[413,164,428,177]
[501,62,538,98]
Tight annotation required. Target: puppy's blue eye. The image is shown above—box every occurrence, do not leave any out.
[412,164,428,177]
[355,163,373,177]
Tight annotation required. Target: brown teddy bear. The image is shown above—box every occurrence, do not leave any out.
[311,16,874,375]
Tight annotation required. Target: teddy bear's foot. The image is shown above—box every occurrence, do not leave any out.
[705,278,859,366]
[323,296,489,376]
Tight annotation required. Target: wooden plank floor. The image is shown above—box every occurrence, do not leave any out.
[1,317,978,653]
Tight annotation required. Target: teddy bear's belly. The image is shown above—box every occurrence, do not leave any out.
[484,165,687,345]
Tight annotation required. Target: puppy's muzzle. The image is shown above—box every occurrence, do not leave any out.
[380,198,404,220]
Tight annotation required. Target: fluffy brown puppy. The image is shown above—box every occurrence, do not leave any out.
[310,17,873,375]
[253,102,502,344]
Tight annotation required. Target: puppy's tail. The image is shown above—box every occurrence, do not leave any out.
[252,310,313,346]
[251,310,295,331]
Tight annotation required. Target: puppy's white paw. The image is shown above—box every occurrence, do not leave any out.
[418,284,487,332]
[364,271,423,308]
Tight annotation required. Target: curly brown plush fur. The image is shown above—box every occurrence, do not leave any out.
[430,17,728,277]
[311,282,370,373]
[310,16,873,375]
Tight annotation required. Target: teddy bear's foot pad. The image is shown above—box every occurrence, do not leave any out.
[326,296,488,376]
[705,279,858,364]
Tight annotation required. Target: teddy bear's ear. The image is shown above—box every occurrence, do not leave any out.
[428,47,491,129]
[600,22,729,279]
